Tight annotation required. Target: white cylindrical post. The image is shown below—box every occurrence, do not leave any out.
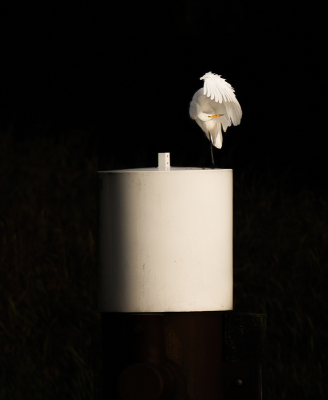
[98,154,233,313]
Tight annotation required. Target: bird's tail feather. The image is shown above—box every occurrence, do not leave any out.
[211,121,223,149]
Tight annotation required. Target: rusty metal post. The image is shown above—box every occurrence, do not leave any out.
[101,312,266,400]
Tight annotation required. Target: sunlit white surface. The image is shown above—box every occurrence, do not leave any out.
[98,157,233,312]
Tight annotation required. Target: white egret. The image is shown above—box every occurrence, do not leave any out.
[189,72,242,167]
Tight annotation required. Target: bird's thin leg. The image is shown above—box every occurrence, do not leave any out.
[201,136,208,168]
[210,139,215,169]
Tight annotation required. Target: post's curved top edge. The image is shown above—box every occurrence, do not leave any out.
[97,167,233,173]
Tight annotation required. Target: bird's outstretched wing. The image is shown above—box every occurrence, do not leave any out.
[201,72,237,103]
[190,72,242,149]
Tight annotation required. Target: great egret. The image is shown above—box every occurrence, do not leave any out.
[189,72,242,167]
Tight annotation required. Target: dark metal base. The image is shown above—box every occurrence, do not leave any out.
[101,311,266,400]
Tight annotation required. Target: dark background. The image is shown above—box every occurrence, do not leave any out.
[0,1,326,187]
[1,2,327,399]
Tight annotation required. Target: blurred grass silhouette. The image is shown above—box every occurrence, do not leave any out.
[0,128,327,399]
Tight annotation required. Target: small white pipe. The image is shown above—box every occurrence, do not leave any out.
[158,153,170,171]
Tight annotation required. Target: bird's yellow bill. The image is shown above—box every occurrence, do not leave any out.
[209,114,224,118]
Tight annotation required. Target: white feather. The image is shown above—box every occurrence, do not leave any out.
[189,72,242,149]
